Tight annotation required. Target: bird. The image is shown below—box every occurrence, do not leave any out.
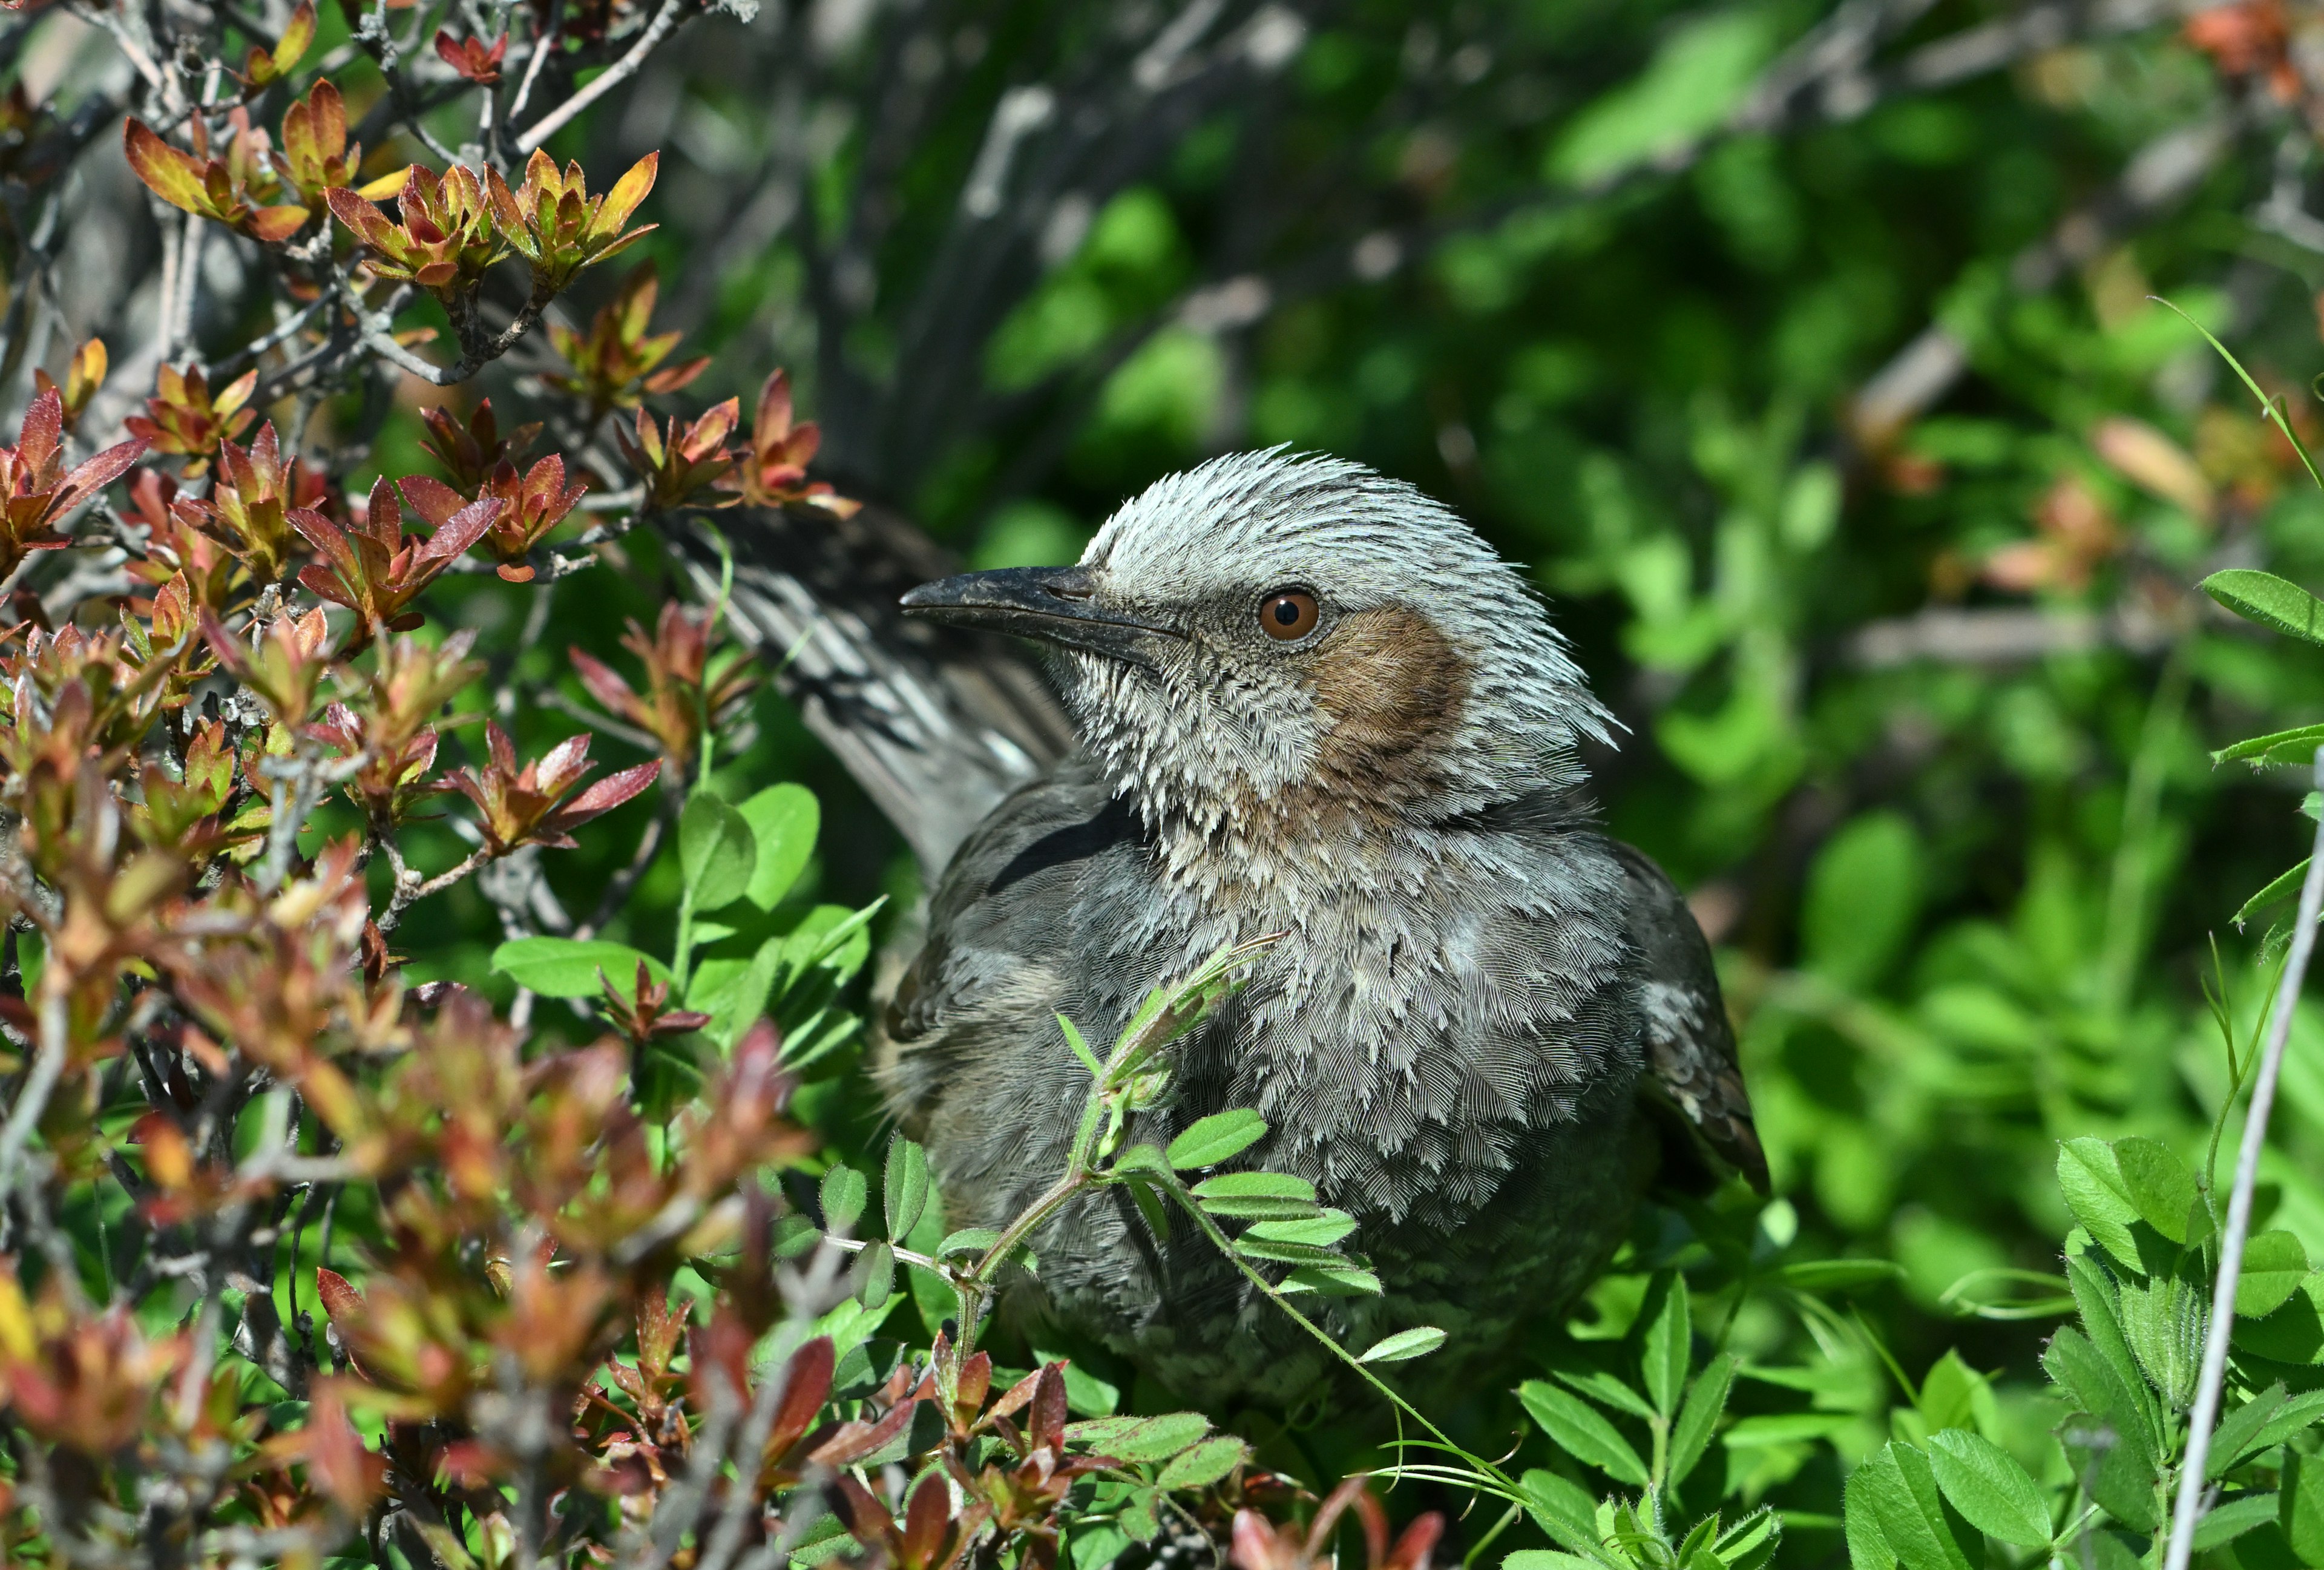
[873,449,1762,1409]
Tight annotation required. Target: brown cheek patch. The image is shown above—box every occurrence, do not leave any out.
[1304,605,1471,811]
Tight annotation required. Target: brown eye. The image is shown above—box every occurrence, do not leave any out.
[1258,588,1319,642]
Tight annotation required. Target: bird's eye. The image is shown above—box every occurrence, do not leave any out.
[1258,588,1319,642]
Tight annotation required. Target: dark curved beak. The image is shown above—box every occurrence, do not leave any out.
[899,565,1180,668]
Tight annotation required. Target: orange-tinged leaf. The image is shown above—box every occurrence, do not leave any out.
[273,2,316,71]
[246,204,310,242]
[124,120,213,214]
[597,151,658,234]
[355,165,413,200]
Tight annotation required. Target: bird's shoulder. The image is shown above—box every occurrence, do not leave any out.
[1595,837,1767,1193]
[882,752,1134,1054]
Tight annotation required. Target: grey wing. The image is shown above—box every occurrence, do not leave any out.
[875,755,1132,1148]
[1610,841,1768,1194]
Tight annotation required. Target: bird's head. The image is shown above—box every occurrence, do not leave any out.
[902,450,1612,870]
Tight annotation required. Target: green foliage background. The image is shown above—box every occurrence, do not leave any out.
[314,0,2324,1559]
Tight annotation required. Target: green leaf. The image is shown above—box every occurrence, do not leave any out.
[1502,1554,1601,1570]
[1517,1468,1611,1560]
[1844,1460,1899,1570]
[1358,1326,1446,1364]
[2056,1139,2142,1264]
[1188,1171,1315,1201]
[2217,726,2324,768]
[2283,1452,2324,1566]
[737,782,818,908]
[2236,1273,2324,1365]
[2043,1325,2158,1477]
[1768,1259,1906,1292]
[1278,1263,1383,1296]
[1066,1412,1209,1462]
[884,1136,930,1244]
[1854,1444,1976,1570]
[1639,1271,1690,1419]
[2195,1493,2282,1551]
[491,937,672,998]
[1669,1353,1737,1490]
[820,1164,867,1234]
[1544,7,1783,188]
[2237,861,2314,933]
[936,1227,1002,1258]
[2217,1388,2324,1476]
[693,935,783,1047]
[778,899,884,991]
[1231,1235,1350,1267]
[1156,1435,1245,1488]
[2063,1254,2161,1451]
[2112,1135,2201,1245]
[1245,1210,1356,1248]
[1545,1353,1657,1422]
[1058,1014,1102,1077]
[1799,812,1925,990]
[2117,1273,2207,1411]
[1924,1430,2052,1548]
[2243,1232,2313,1318]
[680,792,757,911]
[2203,568,2324,646]
[1713,1509,1782,1570]
[1190,1169,1320,1219]
[1518,1379,1649,1486]
[852,1240,894,1309]
[1166,1109,1268,1169]
[2211,1384,2291,1477]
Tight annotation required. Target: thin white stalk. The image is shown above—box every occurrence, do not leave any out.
[2162,746,2324,1570]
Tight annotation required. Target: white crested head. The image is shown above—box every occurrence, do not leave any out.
[1051,449,1613,877]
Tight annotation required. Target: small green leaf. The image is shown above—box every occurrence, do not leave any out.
[1166,1109,1269,1169]
[1156,1435,1245,1488]
[1924,1430,2052,1548]
[738,782,818,908]
[2194,1493,2281,1551]
[2204,568,2324,646]
[2063,1254,2161,1451]
[2236,1273,2324,1365]
[1517,1468,1607,1559]
[491,937,671,998]
[1066,1411,1209,1462]
[1517,1379,1649,1487]
[2236,1232,2313,1320]
[1855,1444,1975,1570]
[1844,1460,1899,1570]
[1230,1235,1349,1267]
[2112,1135,2200,1245]
[2285,1453,2324,1566]
[1190,1169,1319,1220]
[2217,726,2324,768]
[1245,1209,1356,1248]
[1768,1259,1906,1292]
[884,1136,929,1243]
[1357,1326,1446,1364]
[2056,1139,2142,1264]
[2237,860,2314,933]
[936,1227,1002,1258]
[693,935,783,1047]
[820,1165,868,1234]
[1057,1014,1102,1077]
[1278,1263,1382,1296]
[852,1240,894,1309]
[1188,1171,1315,1201]
[1639,1271,1690,1419]
[1669,1352,1737,1490]
[680,792,757,911]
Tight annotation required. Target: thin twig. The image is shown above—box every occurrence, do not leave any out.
[513,0,684,153]
[2162,747,2324,1570]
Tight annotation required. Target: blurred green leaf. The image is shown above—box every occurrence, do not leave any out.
[2285,1453,2324,1567]
[491,937,671,998]
[737,782,817,910]
[679,791,756,911]
[1800,813,1925,990]
[1669,1352,1737,1490]
[1640,1271,1690,1419]
[1546,8,1786,188]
